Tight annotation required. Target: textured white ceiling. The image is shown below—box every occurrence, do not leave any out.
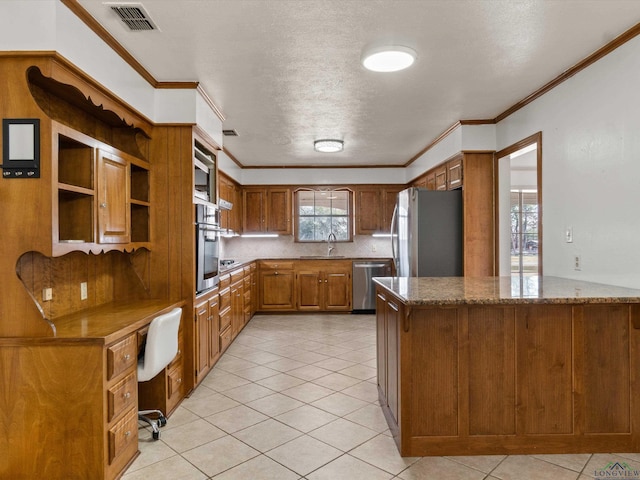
[76,0,640,168]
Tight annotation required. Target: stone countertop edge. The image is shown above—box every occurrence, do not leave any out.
[219,257,392,274]
[373,276,640,306]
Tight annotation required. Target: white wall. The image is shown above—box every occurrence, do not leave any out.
[496,35,640,288]
[1,1,222,143]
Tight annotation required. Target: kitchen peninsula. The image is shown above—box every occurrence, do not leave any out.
[374,276,640,457]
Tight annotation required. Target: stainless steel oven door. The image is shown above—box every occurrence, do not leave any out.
[196,223,220,293]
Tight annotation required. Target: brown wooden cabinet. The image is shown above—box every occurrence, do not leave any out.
[230,267,245,337]
[258,260,296,311]
[219,172,242,233]
[242,186,291,234]
[295,260,352,311]
[97,150,130,244]
[376,281,640,457]
[434,164,448,190]
[447,156,463,190]
[53,123,150,255]
[193,287,220,386]
[376,290,400,424]
[355,185,403,234]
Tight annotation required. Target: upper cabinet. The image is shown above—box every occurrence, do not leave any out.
[416,155,464,192]
[54,123,150,255]
[242,186,292,234]
[218,172,242,233]
[97,150,130,244]
[355,185,403,234]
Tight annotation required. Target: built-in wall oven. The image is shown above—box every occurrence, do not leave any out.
[195,204,220,294]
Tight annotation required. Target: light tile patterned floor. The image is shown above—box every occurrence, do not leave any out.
[123,313,640,480]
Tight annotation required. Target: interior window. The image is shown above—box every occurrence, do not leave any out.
[295,189,353,242]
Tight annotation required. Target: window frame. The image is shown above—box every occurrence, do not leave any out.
[294,187,354,243]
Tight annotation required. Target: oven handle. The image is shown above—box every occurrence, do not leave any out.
[195,222,224,232]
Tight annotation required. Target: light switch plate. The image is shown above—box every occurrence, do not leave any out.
[80,282,88,300]
[565,227,573,243]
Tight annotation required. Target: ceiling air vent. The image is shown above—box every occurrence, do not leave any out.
[223,129,239,137]
[109,3,157,31]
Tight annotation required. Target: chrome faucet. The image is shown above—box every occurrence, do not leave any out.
[327,232,337,256]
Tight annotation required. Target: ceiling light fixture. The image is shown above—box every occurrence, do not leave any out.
[362,45,417,72]
[314,139,343,153]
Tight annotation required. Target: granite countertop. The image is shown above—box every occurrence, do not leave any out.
[218,257,392,273]
[373,276,640,305]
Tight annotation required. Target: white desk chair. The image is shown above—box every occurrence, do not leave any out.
[138,307,182,440]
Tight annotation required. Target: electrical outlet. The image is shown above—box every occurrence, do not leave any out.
[80,282,88,300]
[574,255,581,271]
[371,244,377,252]
[42,288,52,302]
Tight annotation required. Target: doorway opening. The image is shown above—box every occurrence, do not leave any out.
[496,133,542,276]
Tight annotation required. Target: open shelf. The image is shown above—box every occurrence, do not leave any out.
[58,135,94,190]
[58,190,94,243]
[130,163,149,203]
[131,204,149,243]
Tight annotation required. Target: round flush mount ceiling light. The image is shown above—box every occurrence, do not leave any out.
[314,139,344,153]
[362,45,417,72]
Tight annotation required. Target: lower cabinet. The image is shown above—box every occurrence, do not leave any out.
[193,287,220,386]
[376,290,400,424]
[192,263,257,387]
[258,259,355,312]
[230,267,245,337]
[258,261,296,310]
[296,260,352,311]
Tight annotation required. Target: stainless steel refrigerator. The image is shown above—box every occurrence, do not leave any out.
[391,187,463,277]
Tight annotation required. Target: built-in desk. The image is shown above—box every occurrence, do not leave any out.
[0,299,184,480]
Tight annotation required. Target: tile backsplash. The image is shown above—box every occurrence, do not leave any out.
[221,235,392,260]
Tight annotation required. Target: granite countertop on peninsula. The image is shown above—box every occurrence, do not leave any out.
[373,276,640,306]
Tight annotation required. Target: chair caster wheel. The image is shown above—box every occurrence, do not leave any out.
[152,430,160,440]
[158,415,167,427]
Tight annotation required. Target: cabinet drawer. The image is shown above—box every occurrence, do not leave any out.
[220,306,231,331]
[230,268,244,284]
[107,335,137,381]
[243,265,252,275]
[244,276,251,289]
[220,325,232,352]
[219,288,231,311]
[108,408,137,464]
[167,363,183,405]
[244,290,251,306]
[260,261,293,270]
[107,372,137,422]
[219,273,231,289]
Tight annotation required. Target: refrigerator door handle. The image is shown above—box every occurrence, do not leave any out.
[390,204,398,274]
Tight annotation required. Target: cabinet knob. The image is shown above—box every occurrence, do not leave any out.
[124,430,131,437]
[123,392,131,400]
[123,354,131,361]
[100,203,107,208]
[177,378,182,384]
[318,279,322,283]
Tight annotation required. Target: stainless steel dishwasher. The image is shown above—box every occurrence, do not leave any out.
[352,260,392,313]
